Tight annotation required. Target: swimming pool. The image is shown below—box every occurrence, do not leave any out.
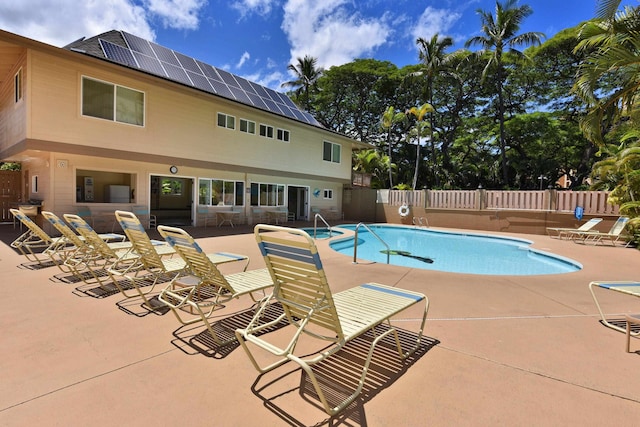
[299,227,344,239]
[329,224,581,275]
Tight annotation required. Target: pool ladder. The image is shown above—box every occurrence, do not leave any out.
[353,222,390,265]
[313,213,333,239]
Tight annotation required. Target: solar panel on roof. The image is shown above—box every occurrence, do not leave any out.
[208,78,235,99]
[261,97,283,115]
[246,92,268,109]
[302,111,318,125]
[278,104,299,120]
[215,68,240,88]
[132,52,167,77]
[100,39,137,67]
[96,31,322,127]
[196,60,219,80]
[163,63,192,85]
[122,32,155,56]
[187,71,214,93]
[174,51,201,74]
[150,42,181,67]
[249,81,270,99]
[264,87,285,103]
[234,76,257,94]
[228,86,253,105]
[291,108,308,122]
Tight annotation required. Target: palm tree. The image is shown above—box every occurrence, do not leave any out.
[573,0,640,147]
[281,55,324,110]
[406,103,435,190]
[465,0,544,187]
[381,106,407,188]
[416,34,453,186]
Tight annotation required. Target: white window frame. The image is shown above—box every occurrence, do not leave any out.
[199,178,244,206]
[240,118,256,134]
[276,128,290,142]
[81,76,145,126]
[14,68,23,103]
[250,182,285,206]
[217,112,236,130]
[259,124,274,139]
[323,189,333,199]
[323,141,341,163]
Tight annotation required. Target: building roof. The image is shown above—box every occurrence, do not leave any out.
[64,30,322,128]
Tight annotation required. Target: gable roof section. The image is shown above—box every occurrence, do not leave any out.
[64,30,322,128]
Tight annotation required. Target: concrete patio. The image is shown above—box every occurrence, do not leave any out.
[0,222,639,426]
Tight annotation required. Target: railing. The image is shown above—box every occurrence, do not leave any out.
[485,190,547,210]
[353,223,390,265]
[385,189,620,216]
[313,213,332,239]
[428,190,477,209]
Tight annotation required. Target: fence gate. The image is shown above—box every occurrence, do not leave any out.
[0,170,21,222]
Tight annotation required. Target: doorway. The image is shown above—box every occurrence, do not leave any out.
[287,185,309,221]
[150,175,194,226]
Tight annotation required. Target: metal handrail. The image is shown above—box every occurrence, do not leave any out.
[353,222,390,264]
[313,213,332,239]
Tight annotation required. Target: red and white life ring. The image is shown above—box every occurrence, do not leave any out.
[398,204,410,217]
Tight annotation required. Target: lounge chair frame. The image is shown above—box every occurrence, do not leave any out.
[571,217,631,246]
[235,224,429,415]
[10,208,74,268]
[589,280,640,337]
[546,218,602,239]
[64,213,143,293]
[156,225,272,346]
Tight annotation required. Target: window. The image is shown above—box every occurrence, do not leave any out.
[217,112,235,130]
[323,189,333,199]
[276,128,290,142]
[199,178,244,206]
[259,124,274,138]
[82,76,144,126]
[14,68,22,103]
[75,169,135,203]
[323,141,341,163]
[240,118,256,134]
[250,182,285,206]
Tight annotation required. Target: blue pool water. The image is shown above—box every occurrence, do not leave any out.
[329,224,581,275]
[299,227,344,239]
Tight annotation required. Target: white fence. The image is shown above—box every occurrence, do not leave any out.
[385,189,619,216]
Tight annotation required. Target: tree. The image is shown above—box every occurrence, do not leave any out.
[281,55,324,111]
[406,103,434,189]
[573,0,640,147]
[380,106,407,188]
[465,0,544,187]
[352,149,394,189]
[416,34,454,186]
[574,0,640,245]
[313,59,403,142]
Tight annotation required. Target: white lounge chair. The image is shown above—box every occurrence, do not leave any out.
[546,217,602,239]
[235,224,429,415]
[571,216,630,246]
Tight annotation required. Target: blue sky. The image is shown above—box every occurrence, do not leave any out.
[1,0,637,90]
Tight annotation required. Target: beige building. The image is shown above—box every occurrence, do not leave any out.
[0,29,358,228]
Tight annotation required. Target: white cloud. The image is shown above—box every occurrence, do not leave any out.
[144,0,207,30]
[410,7,461,44]
[236,51,251,68]
[0,0,208,48]
[231,0,277,19]
[0,0,155,46]
[242,70,286,90]
[281,0,391,70]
